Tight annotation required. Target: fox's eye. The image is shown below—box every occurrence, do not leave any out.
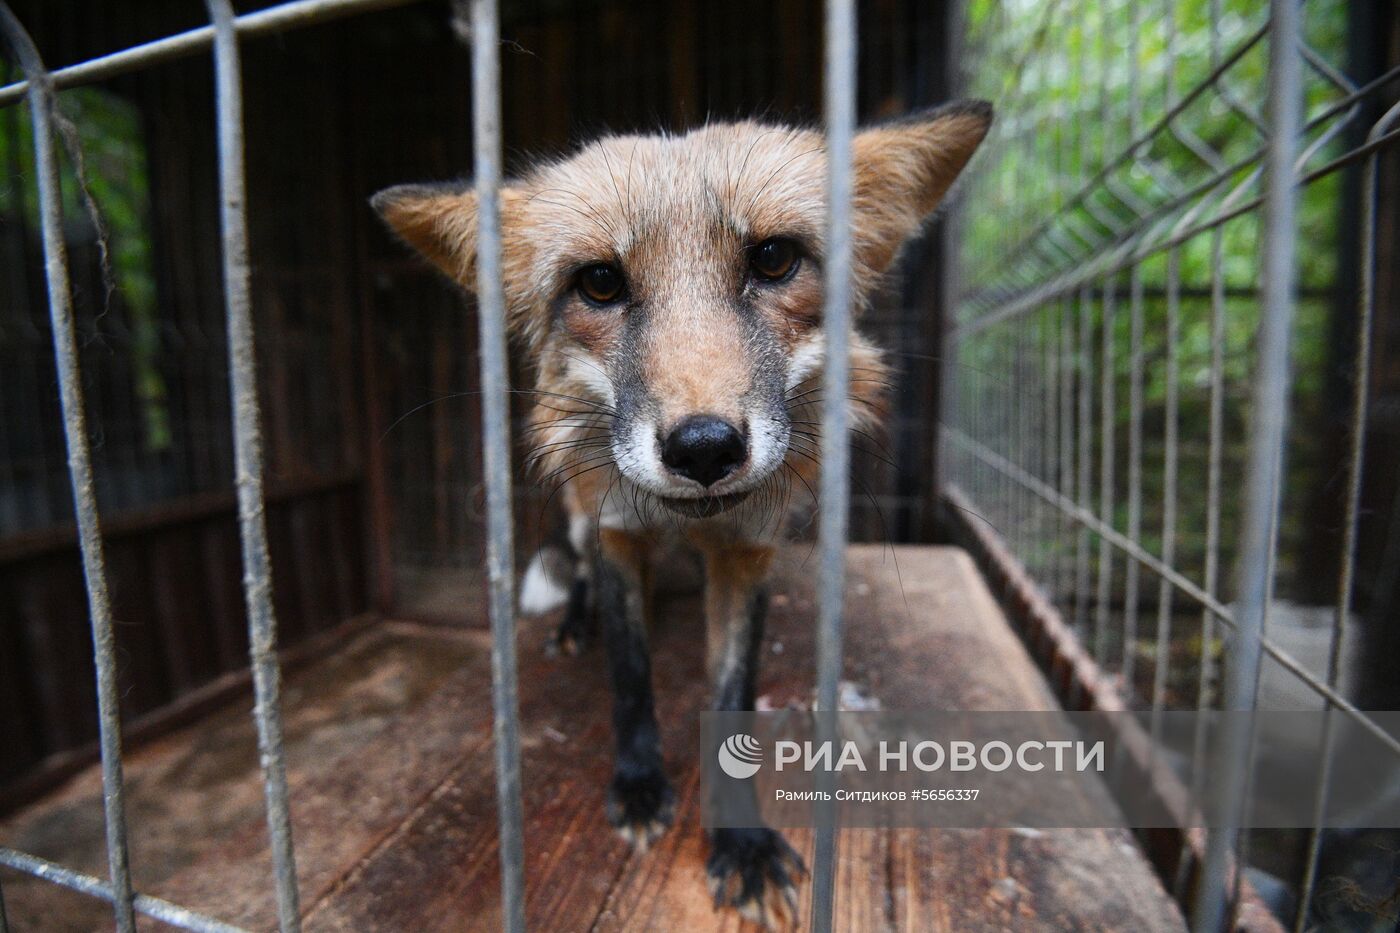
[749,238,800,282]
[576,263,626,305]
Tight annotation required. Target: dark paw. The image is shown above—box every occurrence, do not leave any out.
[549,579,594,656]
[706,827,805,928]
[606,768,674,850]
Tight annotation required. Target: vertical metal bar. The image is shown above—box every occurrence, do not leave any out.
[1095,277,1116,665]
[938,0,967,512]
[1041,308,1055,591]
[1293,98,1400,932]
[1013,321,1026,561]
[812,0,856,927]
[1074,286,1092,636]
[1190,228,1225,771]
[1059,299,1073,616]
[1150,247,1180,748]
[0,8,137,931]
[1193,1,1301,928]
[1184,3,1229,883]
[1008,323,1020,557]
[468,1,525,930]
[1123,264,1144,699]
[1019,323,1031,563]
[204,2,302,929]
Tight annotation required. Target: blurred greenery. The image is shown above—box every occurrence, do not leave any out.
[952,0,1353,602]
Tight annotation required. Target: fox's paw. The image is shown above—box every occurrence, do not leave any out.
[546,579,593,657]
[606,768,674,850]
[706,827,805,929]
[553,606,591,656]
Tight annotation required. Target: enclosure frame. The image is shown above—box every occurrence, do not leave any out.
[1,0,1396,931]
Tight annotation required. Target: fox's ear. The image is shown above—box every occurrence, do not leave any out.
[371,183,480,285]
[851,100,992,274]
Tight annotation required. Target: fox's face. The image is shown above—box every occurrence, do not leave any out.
[375,104,990,520]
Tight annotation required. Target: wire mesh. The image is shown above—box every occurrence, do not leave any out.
[3,0,1393,929]
[945,0,1400,928]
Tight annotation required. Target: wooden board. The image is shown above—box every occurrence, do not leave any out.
[0,546,1185,931]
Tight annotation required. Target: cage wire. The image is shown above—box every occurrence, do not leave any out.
[0,0,1397,931]
[945,0,1400,929]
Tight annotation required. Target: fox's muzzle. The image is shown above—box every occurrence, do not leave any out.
[660,415,748,488]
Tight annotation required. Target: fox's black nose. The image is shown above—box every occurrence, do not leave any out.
[661,416,747,487]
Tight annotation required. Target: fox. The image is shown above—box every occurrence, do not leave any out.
[373,100,991,927]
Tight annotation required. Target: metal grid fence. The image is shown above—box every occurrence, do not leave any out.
[0,0,859,930]
[943,0,1399,929]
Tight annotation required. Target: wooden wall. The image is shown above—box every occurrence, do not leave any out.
[0,477,365,793]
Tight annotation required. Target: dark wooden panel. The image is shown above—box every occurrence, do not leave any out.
[0,479,368,792]
[106,539,174,719]
[0,566,45,775]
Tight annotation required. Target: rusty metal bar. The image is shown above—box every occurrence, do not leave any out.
[204,1,302,929]
[1193,1,1301,926]
[465,0,526,929]
[0,849,246,933]
[812,0,856,927]
[0,6,137,930]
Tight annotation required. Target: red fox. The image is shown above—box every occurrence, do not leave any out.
[374,101,990,926]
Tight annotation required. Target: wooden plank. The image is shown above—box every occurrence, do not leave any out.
[306,546,1184,931]
[0,471,359,564]
[942,487,1285,932]
[198,515,248,674]
[303,598,714,932]
[868,550,1183,932]
[0,566,45,783]
[0,622,474,931]
[1,547,1187,931]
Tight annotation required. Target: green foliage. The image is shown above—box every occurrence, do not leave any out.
[952,1,1353,599]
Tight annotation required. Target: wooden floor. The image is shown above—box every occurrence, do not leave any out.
[0,546,1185,931]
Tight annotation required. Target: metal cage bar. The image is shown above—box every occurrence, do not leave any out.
[811,0,857,928]
[0,849,242,933]
[1292,95,1400,932]
[1193,1,1301,925]
[0,0,421,109]
[0,6,137,930]
[467,0,527,930]
[205,1,303,929]
[946,0,1400,929]
[0,1,437,929]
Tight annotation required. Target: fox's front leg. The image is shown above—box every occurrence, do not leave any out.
[701,544,805,928]
[597,528,673,848]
